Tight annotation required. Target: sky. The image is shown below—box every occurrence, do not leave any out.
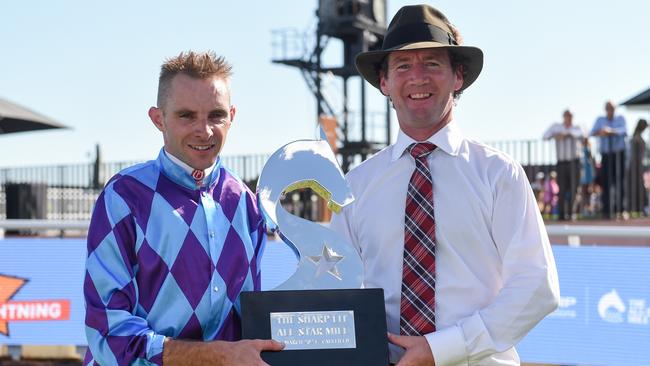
[1,0,649,167]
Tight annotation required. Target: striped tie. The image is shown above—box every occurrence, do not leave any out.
[400,142,437,335]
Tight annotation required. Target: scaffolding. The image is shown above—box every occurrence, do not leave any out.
[271,0,389,172]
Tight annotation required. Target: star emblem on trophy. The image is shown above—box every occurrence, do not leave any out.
[308,244,344,280]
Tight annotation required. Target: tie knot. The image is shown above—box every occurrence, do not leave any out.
[408,143,436,159]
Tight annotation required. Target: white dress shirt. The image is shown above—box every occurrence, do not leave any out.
[330,121,560,365]
[542,123,584,161]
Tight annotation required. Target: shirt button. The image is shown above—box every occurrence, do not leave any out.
[213,286,219,292]
[209,231,215,238]
[201,191,207,197]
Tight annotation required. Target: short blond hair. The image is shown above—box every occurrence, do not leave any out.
[157,50,233,107]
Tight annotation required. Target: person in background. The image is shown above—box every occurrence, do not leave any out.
[643,171,650,216]
[542,171,560,218]
[531,171,546,212]
[542,109,584,220]
[83,51,283,366]
[628,119,648,215]
[590,100,627,219]
[329,5,559,365]
[576,137,597,217]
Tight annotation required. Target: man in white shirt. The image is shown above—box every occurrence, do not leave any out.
[329,5,560,366]
[542,109,585,220]
[590,100,628,219]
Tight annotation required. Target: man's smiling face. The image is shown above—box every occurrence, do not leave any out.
[380,48,463,140]
[149,73,235,170]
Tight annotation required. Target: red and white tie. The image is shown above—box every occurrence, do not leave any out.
[400,142,437,335]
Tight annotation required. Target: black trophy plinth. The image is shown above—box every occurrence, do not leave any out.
[241,288,389,366]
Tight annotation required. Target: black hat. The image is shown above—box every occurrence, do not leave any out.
[355,4,483,92]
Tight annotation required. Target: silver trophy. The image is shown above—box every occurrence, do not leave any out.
[241,128,389,365]
[257,128,362,290]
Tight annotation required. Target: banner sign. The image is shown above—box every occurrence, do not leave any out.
[518,245,650,366]
[0,238,86,345]
[1,238,649,366]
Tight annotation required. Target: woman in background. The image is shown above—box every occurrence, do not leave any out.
[628,119,648,215]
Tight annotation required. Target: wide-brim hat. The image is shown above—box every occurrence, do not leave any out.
[356,4,483,92]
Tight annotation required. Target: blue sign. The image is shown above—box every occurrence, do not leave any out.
[0,238,86,345]
[261,240,299,290]
[2,238,649,366]
[518,246,650,366]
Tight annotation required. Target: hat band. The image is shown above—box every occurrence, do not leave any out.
[383,23,457,50]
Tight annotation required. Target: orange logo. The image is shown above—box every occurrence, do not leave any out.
[0,274,70,337]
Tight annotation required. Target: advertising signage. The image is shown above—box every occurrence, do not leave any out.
[518,246,650,366]
[1,238,649,366]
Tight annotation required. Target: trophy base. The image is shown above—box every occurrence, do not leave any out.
[241,288,389,366]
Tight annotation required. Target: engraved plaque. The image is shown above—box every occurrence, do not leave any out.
[242,289,387,366]
[270,310,356,350]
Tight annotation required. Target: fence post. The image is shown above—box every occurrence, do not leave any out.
[59,165,65,220]
[243,155,249,182]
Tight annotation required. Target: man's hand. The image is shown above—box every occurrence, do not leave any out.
[595,127,615,136]
[213,339,285,366]
[164,337,285,366]
[388,333,435,366]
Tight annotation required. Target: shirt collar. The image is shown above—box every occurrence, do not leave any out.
[164,150,217,177]
[390,120,464,162]
[157,149,221,190]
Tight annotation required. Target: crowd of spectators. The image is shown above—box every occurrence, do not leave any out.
[535,101,648,220]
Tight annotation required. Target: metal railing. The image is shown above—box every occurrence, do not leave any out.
[0,139,648,221]
[0,154,269,220]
